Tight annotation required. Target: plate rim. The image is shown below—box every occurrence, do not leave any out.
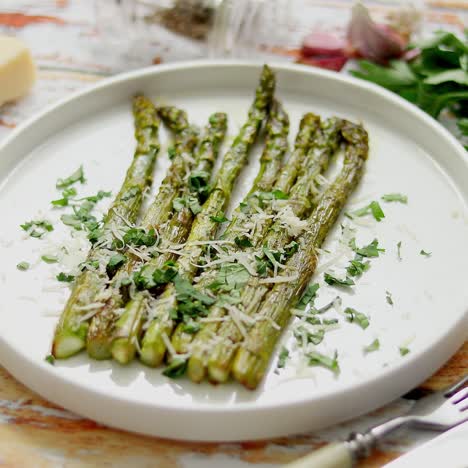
[0,60,467,437]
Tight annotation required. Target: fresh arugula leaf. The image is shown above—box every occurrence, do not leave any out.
[381,193,408,204]
[21,220,54,238]
[324,273,355,287]
[17,261,30,271]
[344,307,370,329]
[56,272,75,282]
[307,350,340,374]
[364,338,380,354]
[56,166,85,189]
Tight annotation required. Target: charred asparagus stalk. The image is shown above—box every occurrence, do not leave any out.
[170,112,322,360]
[110,113,227,364]
[233,121,369,389]
[84,105,199,360]
[139,66,277,367]
[52,95,160,359]
[188,118,343,383]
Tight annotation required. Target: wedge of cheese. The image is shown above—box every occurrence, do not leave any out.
[0,36,36,106]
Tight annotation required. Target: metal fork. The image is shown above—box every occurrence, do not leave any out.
[284,374,468,468]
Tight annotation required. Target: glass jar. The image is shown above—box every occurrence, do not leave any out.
[93,0,426,73]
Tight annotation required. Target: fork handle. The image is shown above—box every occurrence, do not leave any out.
[283,442,353,468]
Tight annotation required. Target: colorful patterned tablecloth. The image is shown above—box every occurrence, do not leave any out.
[0,1,466,466]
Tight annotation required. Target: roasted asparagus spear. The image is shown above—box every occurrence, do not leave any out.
[187,118,343,383]
[52,95,160,359]
[169,112,322,360]
[233,121,369,389]
[110,113,227,364]
[139,66,277,367]
[84,106,199,360]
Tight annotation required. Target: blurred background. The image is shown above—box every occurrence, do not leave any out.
[0,0,466,143]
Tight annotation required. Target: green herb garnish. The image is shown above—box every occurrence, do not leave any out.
[45,354,55,365]
[324,273,355,287]
[16,261,30,271]
[277,346,289,369]
[399,346,410,356]
[350,200,385,222]
[397,241,402,260]
[21,220,54,238]
[386,290,394,306]
[364,338,380,354]
[162,358,187,378]
[41,255,58,264]
[106,253,127,276]
[56,166,85,189]
[344,307,370,329]
[56,272,75,282]
[210,213,229,223]
[420,249,432,257]
[381,193,408,204]
[307,350,340,374]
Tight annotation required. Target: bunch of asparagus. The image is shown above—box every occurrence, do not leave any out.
[51,65,368,390]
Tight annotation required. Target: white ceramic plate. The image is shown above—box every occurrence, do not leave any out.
[0,61,467,442]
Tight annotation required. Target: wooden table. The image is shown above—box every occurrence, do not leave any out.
[0,1,466,466]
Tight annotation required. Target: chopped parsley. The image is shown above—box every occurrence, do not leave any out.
[307,350,340,374]
[173,195,202,215]
[399,346,410,356]
[56,166,85,189]
[364,338,380,354]
[162,358,187,378]
[294,326,325,345]
[133,261,177,290]
[381,193,408,204]
[122,227,158,247]
[188,170,211,200]
[52,187,77,207]
[16,261,30,271]
[56,272,75,282]
[350,200,385,222]
[420,249,432,257]
[106,253,127,276]
[21,220,54,238]
[167,146,176,159]
[173,275,216,320]
[60,200,99,232]
[41,255,58,264]
[296,283,320,310]
[324,273,355,287]
[209,263,250,293]
[79,259,99,271]
[344,307,369,329]
[210,213,229,223]
[386,290,394,306]
[397,241,402,260]
[346,258,370,277]
[277,346,289,369]
[234,236,253,248]
[351,238,385,258]
[45,354,55,365]
[272,189,289,200]
[182,320,201,334]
